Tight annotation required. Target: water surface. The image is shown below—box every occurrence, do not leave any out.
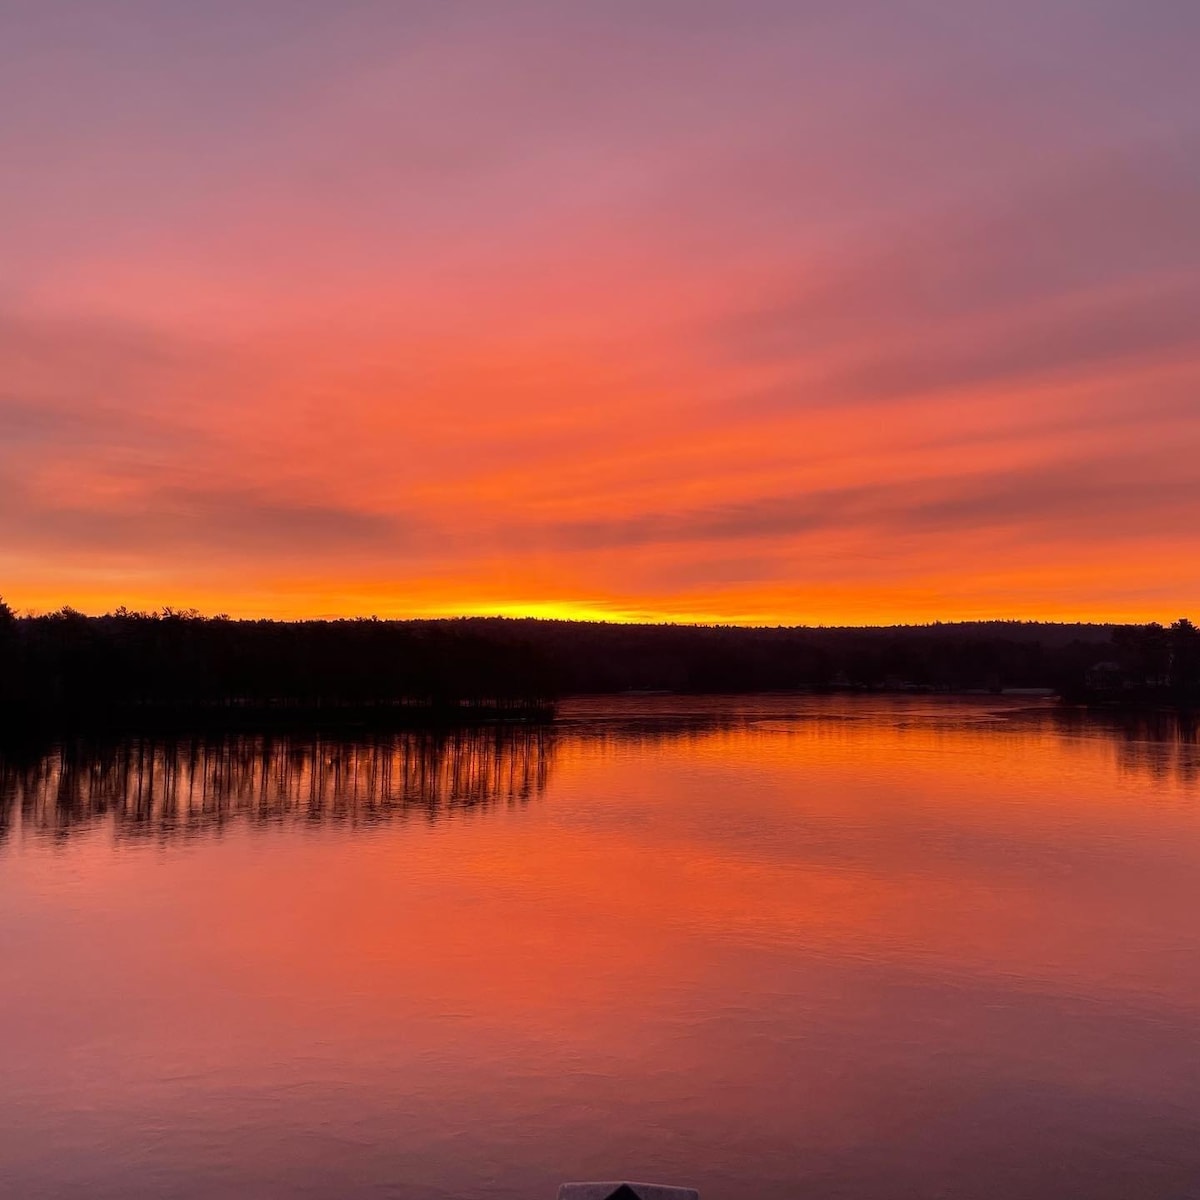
[2,696,1198,1199]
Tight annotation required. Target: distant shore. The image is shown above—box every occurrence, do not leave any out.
[1,606,1196,733]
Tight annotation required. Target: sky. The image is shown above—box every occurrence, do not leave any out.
[2,0,1198,624]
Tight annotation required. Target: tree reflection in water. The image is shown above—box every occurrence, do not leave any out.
[0,727,555,843]
[1046,707,1200,789]
[2,702,1196,846]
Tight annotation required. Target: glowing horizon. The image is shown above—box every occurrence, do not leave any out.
[6,589,1192,629]
[3,3,1198,624]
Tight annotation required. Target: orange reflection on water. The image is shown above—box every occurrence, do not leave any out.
[1,698,1198,1200]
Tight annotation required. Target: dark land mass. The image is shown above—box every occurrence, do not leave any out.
[0,599,1197,734]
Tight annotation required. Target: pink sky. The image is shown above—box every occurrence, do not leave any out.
[2,2,1198,622]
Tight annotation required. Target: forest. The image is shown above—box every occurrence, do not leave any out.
[0,598,1197,732]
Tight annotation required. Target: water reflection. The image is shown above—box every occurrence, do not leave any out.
[1047,706,1200,787]
[1,697,1199,1200]
[0,727,555,843]
[562,695,1200,789]
[4,701,1198,846]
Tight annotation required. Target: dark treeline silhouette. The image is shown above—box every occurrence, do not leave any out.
[1088,618,1200,705]
[1,598,1197,731]
[0,601,556,732]
[0,726,554,843]
[510,617,1115,694]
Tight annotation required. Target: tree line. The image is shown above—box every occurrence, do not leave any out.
[0,599,1196,732]
[1092,618,1200,703]
[0,602,556,731]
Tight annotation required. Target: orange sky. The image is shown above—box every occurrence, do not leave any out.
[2,3,1198,623]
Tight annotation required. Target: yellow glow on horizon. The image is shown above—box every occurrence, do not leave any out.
[4,579,1189,629]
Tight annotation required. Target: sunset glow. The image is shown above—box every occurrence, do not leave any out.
[3,3,1198,622]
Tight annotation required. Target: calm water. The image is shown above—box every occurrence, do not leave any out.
[2,696,1198,1200]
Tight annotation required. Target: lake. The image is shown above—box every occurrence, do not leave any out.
[1,696,1198,1199]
